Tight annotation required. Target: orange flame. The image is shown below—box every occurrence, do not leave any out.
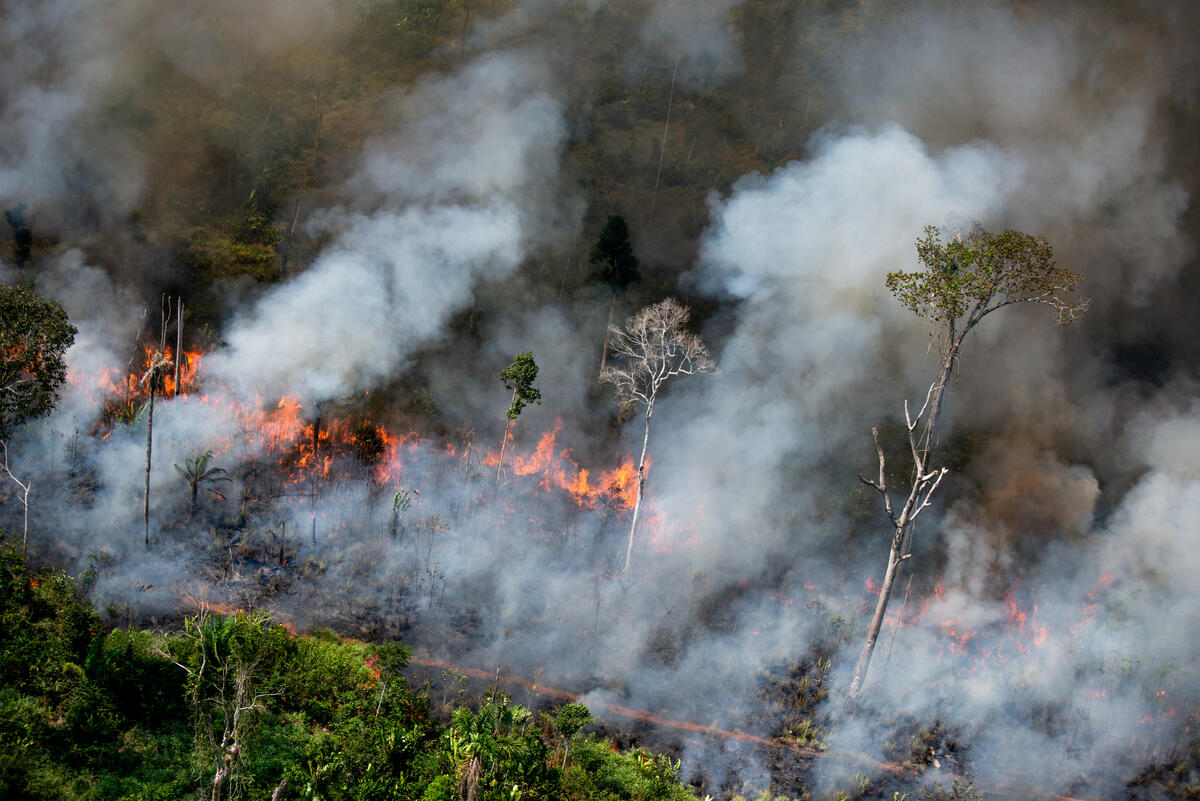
[494,419,641,511]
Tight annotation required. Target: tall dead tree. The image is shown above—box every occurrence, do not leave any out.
[142,349,172,548]
[142,297,176,548]
[847,224,1087,699]
[601,298,715,571]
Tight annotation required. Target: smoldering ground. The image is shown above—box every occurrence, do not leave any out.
[2,0,1200,798]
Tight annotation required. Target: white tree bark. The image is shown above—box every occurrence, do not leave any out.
[601,299,714,572]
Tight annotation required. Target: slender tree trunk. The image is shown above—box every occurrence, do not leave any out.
[458,0,474,66]
[1,443,31,551]
[495,389,517,489]
[648,56,680,223]
[279,92,322,280]
[144,388,155,548]
[624,401,654,572]
[174,298,183,394]
[848,524,905,697]
[600,294,616,375]
[848,341,958,698]
[559,223,580,299]
[279,195,302,280]
[19,475,28,550]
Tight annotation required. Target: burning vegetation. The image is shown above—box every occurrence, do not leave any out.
[1,0,1199,799]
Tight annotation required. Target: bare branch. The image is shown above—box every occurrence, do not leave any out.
[911,467,949,521]
[600,298,715,571]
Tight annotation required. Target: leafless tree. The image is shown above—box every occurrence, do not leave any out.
[0,441,31,550]
[600,298,715,571]
[847,224,1087,699]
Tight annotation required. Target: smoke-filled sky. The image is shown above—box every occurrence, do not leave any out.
[2,0,1199,797]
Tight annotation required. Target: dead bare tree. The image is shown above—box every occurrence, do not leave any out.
[600,298,715,571]
[0,441,30,550]
[142,348,172,548]
[847,224,1087,699]
[141,297,178,547]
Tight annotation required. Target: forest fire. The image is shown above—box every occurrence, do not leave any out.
[490,420,641,511]
[70,345,647,520]
[94,344,204,401]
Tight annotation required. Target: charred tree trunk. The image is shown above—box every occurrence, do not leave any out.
[144,387,155,548]
[624,400,654,572]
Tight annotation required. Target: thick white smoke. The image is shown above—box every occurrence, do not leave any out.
[2,1,1199,798]
[206,51,565,403]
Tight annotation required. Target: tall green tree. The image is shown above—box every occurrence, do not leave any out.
[551,701,592,770]
[848,224,1088,699]
[495,352,541,488]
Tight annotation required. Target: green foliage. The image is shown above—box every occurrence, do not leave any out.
[886,225,1087,330]
[500,352,542,421]
[0,283,77,440]
[0,543,703,801]
[920,775,982,801]
[589,214,642,291]
[174,451,230,515]
[554,702,593,742]
[566,738,702,801]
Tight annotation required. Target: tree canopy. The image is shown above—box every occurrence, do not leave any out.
[588,214,641,291]
[600,298,715,411]
[499,351,542,420]
[886,224,1088,336]
[0,284,76,440]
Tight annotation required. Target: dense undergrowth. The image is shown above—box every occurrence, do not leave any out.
[0,540,702,801]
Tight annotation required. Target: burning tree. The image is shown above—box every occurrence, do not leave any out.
[601,298,715,572]
[847,224,1087,699]
[0,283,76,549]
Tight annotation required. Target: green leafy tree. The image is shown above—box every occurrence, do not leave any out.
[448,700,535,801]
[848,224,1087,698]
[495,352,542,488]
[551,702,592,769]
[0,283,76,441]
[588,214,641,291]
[175,452,231,517]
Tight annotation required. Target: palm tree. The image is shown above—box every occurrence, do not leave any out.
[448,701,532,801]
[174,452,229,517]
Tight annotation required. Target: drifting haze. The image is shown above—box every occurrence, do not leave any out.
[2,0,1198,797]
